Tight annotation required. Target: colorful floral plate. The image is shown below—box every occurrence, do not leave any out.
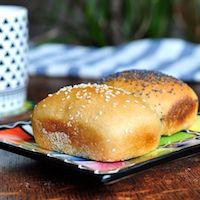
[0,116,200,184]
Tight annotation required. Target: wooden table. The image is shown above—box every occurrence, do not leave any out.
[1,76,200,200]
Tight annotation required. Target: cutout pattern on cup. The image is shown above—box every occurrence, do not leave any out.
[0,7,28,114]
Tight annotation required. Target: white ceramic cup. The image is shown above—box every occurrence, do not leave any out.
[0,5,28,117]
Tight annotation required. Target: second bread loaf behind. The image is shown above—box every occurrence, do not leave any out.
[103,70,198,136]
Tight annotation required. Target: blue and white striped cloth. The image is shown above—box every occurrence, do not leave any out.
[28,38,200,81]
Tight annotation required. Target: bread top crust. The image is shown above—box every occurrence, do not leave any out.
[103,70,199,135]
[32,83,162,161]
[33,83,161,137]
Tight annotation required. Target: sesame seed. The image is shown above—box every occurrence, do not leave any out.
[69,116,74,120]
[67,121,72,127]
[48,94,53,97]
[83,93,88,97]
[60,87,67,92]
[110,93,116,97]
[112,148,116,152]
[42,104,47,108]
[86,96,91,99]
[115,91,121,95]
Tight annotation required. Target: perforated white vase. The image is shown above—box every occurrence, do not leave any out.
[0,6,28,116]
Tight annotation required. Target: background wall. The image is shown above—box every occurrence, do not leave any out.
[0,0,200,46]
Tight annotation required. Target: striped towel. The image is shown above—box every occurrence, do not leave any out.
[28,38,200,81]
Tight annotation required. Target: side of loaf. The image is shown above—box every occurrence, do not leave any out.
[32,83,162,161]
[102,70,198,135]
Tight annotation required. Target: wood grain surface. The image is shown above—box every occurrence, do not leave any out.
[1,76,200,200]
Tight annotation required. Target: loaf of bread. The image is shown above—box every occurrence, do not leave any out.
[102,70,198,135]
[32,83,162,161]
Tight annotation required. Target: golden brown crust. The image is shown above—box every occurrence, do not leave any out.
[103,70,198,135]
[32,83,162,161]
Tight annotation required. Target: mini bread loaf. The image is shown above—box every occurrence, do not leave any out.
[102,70,198,136]
[32,83,162,161]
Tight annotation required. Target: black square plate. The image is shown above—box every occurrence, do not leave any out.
[0,118,200,184]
